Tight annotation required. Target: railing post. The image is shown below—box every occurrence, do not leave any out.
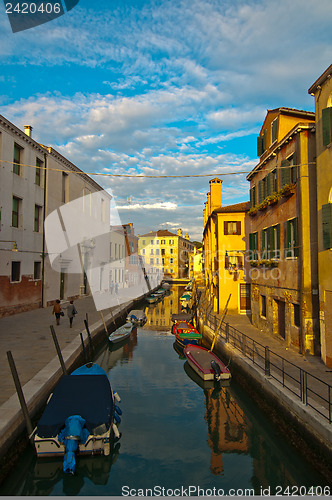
[225,323,229,343]
[242,334,246,355]
[265,346,270,376]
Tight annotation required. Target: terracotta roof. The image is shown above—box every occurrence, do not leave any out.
[213,201,250,213]
[139,229,177,238]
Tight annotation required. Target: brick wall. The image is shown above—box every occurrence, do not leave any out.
[0,275,41,318]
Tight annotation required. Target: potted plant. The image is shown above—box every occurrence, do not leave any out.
[279,183,296,198]
[249,260,259,267]
[266,193,279,206]
[258,201,268,211]
[248,206,258,216]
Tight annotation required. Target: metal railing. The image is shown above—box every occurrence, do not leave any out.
[197,296,332,424]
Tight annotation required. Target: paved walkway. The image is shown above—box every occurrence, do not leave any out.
[0,296,122,406]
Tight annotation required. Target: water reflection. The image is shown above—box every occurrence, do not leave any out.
[0,285,328,495]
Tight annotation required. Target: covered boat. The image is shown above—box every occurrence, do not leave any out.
[34,363,122,474]
[183,345,231,382]
[126,309,147,326]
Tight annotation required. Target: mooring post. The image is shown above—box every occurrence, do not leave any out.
[50,325,68,375]
[100,311,108,336]
[84,318,93,355]
[80,331,87,363]
[265,346,270,376]
[7,351,34,440]
[225,323,229,343]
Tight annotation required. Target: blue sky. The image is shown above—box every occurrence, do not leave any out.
[1,0,332,239]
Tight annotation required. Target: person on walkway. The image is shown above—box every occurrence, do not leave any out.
[67,300,77,328]
[52,299,62,325]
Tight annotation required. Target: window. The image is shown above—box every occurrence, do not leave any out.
[35,158,43,186]
[142,240,145,245]
[284,218,299,258]
[161,248,165,255]
[322,106,332,146]
[294,304,300,327]
[170,258,173,264]
[11,261,21,282]
[12,196,21,228]
[150,249,154,255]
[261,224,280,259]
[225,253,243,269]
[249,232,259,260]
[322,203,332,250]
[150,258,154,265]
[155,249,159,255]
[258,178,268,203]
[261,295,267,318]
[62,172,68,203]
[250,185,256,208]
[267,169,278,195]
[142,249,145,255]
[224,221,241,235]
[257,129,267,156]
[34,205,42,232]
[161,239,165,244]
[156,258,159,265]
[13,144,23,175]
[281,154,297,187]
[34,261,41,280]
[170,248,173,254]
[271,117,278,144]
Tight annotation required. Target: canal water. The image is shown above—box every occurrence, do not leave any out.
[0,286,328,496]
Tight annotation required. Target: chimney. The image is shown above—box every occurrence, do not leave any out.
[24,125,33,137]
[209,178,222,212]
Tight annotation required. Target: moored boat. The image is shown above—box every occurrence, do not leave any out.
[126,309,147,326]
[108,322,133,344]
[183,345,231,382]
[34,363,122,474]
[173,321,202,348]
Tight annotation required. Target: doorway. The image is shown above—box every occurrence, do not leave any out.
[240,284,251,312]
[277,300,286,339]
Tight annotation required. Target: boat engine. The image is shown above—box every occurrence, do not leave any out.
[210,360,222,381]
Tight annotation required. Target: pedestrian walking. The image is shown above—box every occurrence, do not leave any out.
[67,300,77,328]
[52,299,62,325]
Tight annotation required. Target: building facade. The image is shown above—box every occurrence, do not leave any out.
[203,178,250,315]
[138,229,195,281]
[308,64,332,367]
[247,108,318,355]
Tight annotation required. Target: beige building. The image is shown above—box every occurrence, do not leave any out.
[308,64,332,367]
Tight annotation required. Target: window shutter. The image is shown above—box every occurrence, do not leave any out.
[284,221,290,258]
[281,160,291,187]
[236,221,241,235]
[268,226,274,259]
[262,130,267,152]
[293,217,299,257]
[225,255,229,268]
[272,118,278,143]
[276,224,280,259]
[261,230,266,259]
[322,203,332,250]
[258,180,264,203]
[322,107,332,147]
[257,136,263,156]
[267,172,273,196]
[237,255,243,268]
[224,221,228,235]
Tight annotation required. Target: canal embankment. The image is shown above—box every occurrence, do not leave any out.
[0,288,154,483]
[196,296,332,483]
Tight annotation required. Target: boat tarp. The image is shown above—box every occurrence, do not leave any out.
[37,375,113,438]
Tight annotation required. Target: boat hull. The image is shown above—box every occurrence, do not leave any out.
[184,345,231,381]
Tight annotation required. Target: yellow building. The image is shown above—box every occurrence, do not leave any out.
[248,108,318,355]
[203,178,250,315]
[138,229,195,280]
[309,64,332,367]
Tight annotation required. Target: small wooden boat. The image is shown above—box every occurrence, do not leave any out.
[183,345,231,382]
[146,295,158,304]
[173,321,202,348]
[108,322,133,344]
[161,281,172,290]
[126,309,147,326]
[34,363,122,474]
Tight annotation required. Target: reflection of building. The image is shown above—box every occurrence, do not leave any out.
[0,114,110,316]
[308,65,332,367]
[204,387,249,475]
[145,285,187,329]
[203,178,250,314]
[189,246,203,280]
[247,108,318,355]
[138,229,195,280]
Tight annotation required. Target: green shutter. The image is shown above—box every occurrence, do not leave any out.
[322,203,332,250]
[250,188,254,208]
[261,230,266,259]
[258,180,264,203]
[257,136,263,156]
[272,118,278,143]
[293,217,299,257]
[281,160,291,187]
[267,172,273,196]
[276,224,280,259]
[322,107,332,147]
[262,130,267,152]
[284,221,291,258]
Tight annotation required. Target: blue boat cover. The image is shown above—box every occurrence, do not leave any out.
[37,375,113,438]
[71,363,108,376]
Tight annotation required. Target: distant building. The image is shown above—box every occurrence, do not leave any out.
[308,64,332,367]
[203,178,250,315]
[138,229,195,280]
[247,108,318,355]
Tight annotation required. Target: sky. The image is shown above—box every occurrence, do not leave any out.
[1,0,332,240]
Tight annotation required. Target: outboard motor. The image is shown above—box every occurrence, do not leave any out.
[58,415,89,474]
[210,360,222,381]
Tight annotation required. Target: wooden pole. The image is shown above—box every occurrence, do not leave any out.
[50,325,68,375]
[100,311,108,336]
[7,351,34,440]
[209,294,231,353]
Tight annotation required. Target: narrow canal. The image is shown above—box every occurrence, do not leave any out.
[0,285,328,496]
